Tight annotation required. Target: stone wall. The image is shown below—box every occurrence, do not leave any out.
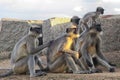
[101,18,120,52]
[42,18,71,43]
[0,17,120,53]
[0,18,29,52]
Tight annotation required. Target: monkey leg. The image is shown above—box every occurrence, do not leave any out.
[78,58,89,71]
[82,54,101,73]
[64,53,79,73]
[96,53,116,67]
[28,55,46,77]
[13,57,29,74]
[48,55,67,73]
[64,53,89,74]
[88,56,102,73]
[96,56,115,72]
[66,53,90,73]
[71,53,86,71]
[34,55,44,69]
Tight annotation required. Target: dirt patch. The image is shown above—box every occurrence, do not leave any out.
[0,72,120,80]
[0,51,120,80]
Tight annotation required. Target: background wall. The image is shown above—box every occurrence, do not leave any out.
[0,16,119,53]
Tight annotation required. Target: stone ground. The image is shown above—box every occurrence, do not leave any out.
[0,51,120,80]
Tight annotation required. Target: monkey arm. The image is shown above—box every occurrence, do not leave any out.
[27,38,36,54]
[26,37,51,55]
[79,19,89,30]
[30,42,51,55]
[88,17,96,26]
[61,49,78,55]
[61,49,80,60]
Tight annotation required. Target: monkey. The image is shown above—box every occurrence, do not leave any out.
[79,7,104,37]
[0,24,49,77]
[70,16,80,27]
[45,25,90,74]
[64,16,83,72]
[79,24,115,73]
[70,16,81,51]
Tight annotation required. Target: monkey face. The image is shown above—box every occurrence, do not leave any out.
[30,27,43,45]
[96,7,104,14]
[71,16,80,25]
[66,28,78,34]
[30,27,42,34]
[71,18,80,25]
[100,9,104,14]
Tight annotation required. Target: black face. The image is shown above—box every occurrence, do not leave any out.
[96,7,104,14]
[38,37,43,45]
[71,18,80,25]
[101,9,104,14]
[66,28,78,34]
[30,27,42,34]
[30,27,43,45]
[90,24,102,32]
[97,8,104,14]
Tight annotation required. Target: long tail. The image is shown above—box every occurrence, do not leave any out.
[0,69,13,77]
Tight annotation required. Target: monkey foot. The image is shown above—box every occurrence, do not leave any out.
[91,68,102,73]
[80,70,91,74]
[109,67,115,72]
[30,71,47,77]
[36,71,47,76]
[73,70,91,74]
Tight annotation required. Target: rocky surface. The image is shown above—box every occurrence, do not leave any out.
[0,51,120,80]
[0,16,119,53]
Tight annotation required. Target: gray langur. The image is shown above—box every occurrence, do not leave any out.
[79,24,115,73]
[0,24,48,77]
[79,7,104,36]
[44,26,90,74]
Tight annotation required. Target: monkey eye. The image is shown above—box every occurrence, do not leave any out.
[31,28,42,34]
[66,28,78,33]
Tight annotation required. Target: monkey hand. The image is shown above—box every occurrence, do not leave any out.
[72,51,79,59]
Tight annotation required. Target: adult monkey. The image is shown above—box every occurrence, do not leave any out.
[0,24,48,77]
[70,16,81,51]
[79,7,104,37]
[65,16,88,72]
[46,26,89,74]
[79,24,115,73]
[70,16,80,27]
[78,7,115,67]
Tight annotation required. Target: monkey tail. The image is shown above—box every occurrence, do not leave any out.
[0,69,13,77]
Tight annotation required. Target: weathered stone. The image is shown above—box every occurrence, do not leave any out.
[0,16,120,53]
